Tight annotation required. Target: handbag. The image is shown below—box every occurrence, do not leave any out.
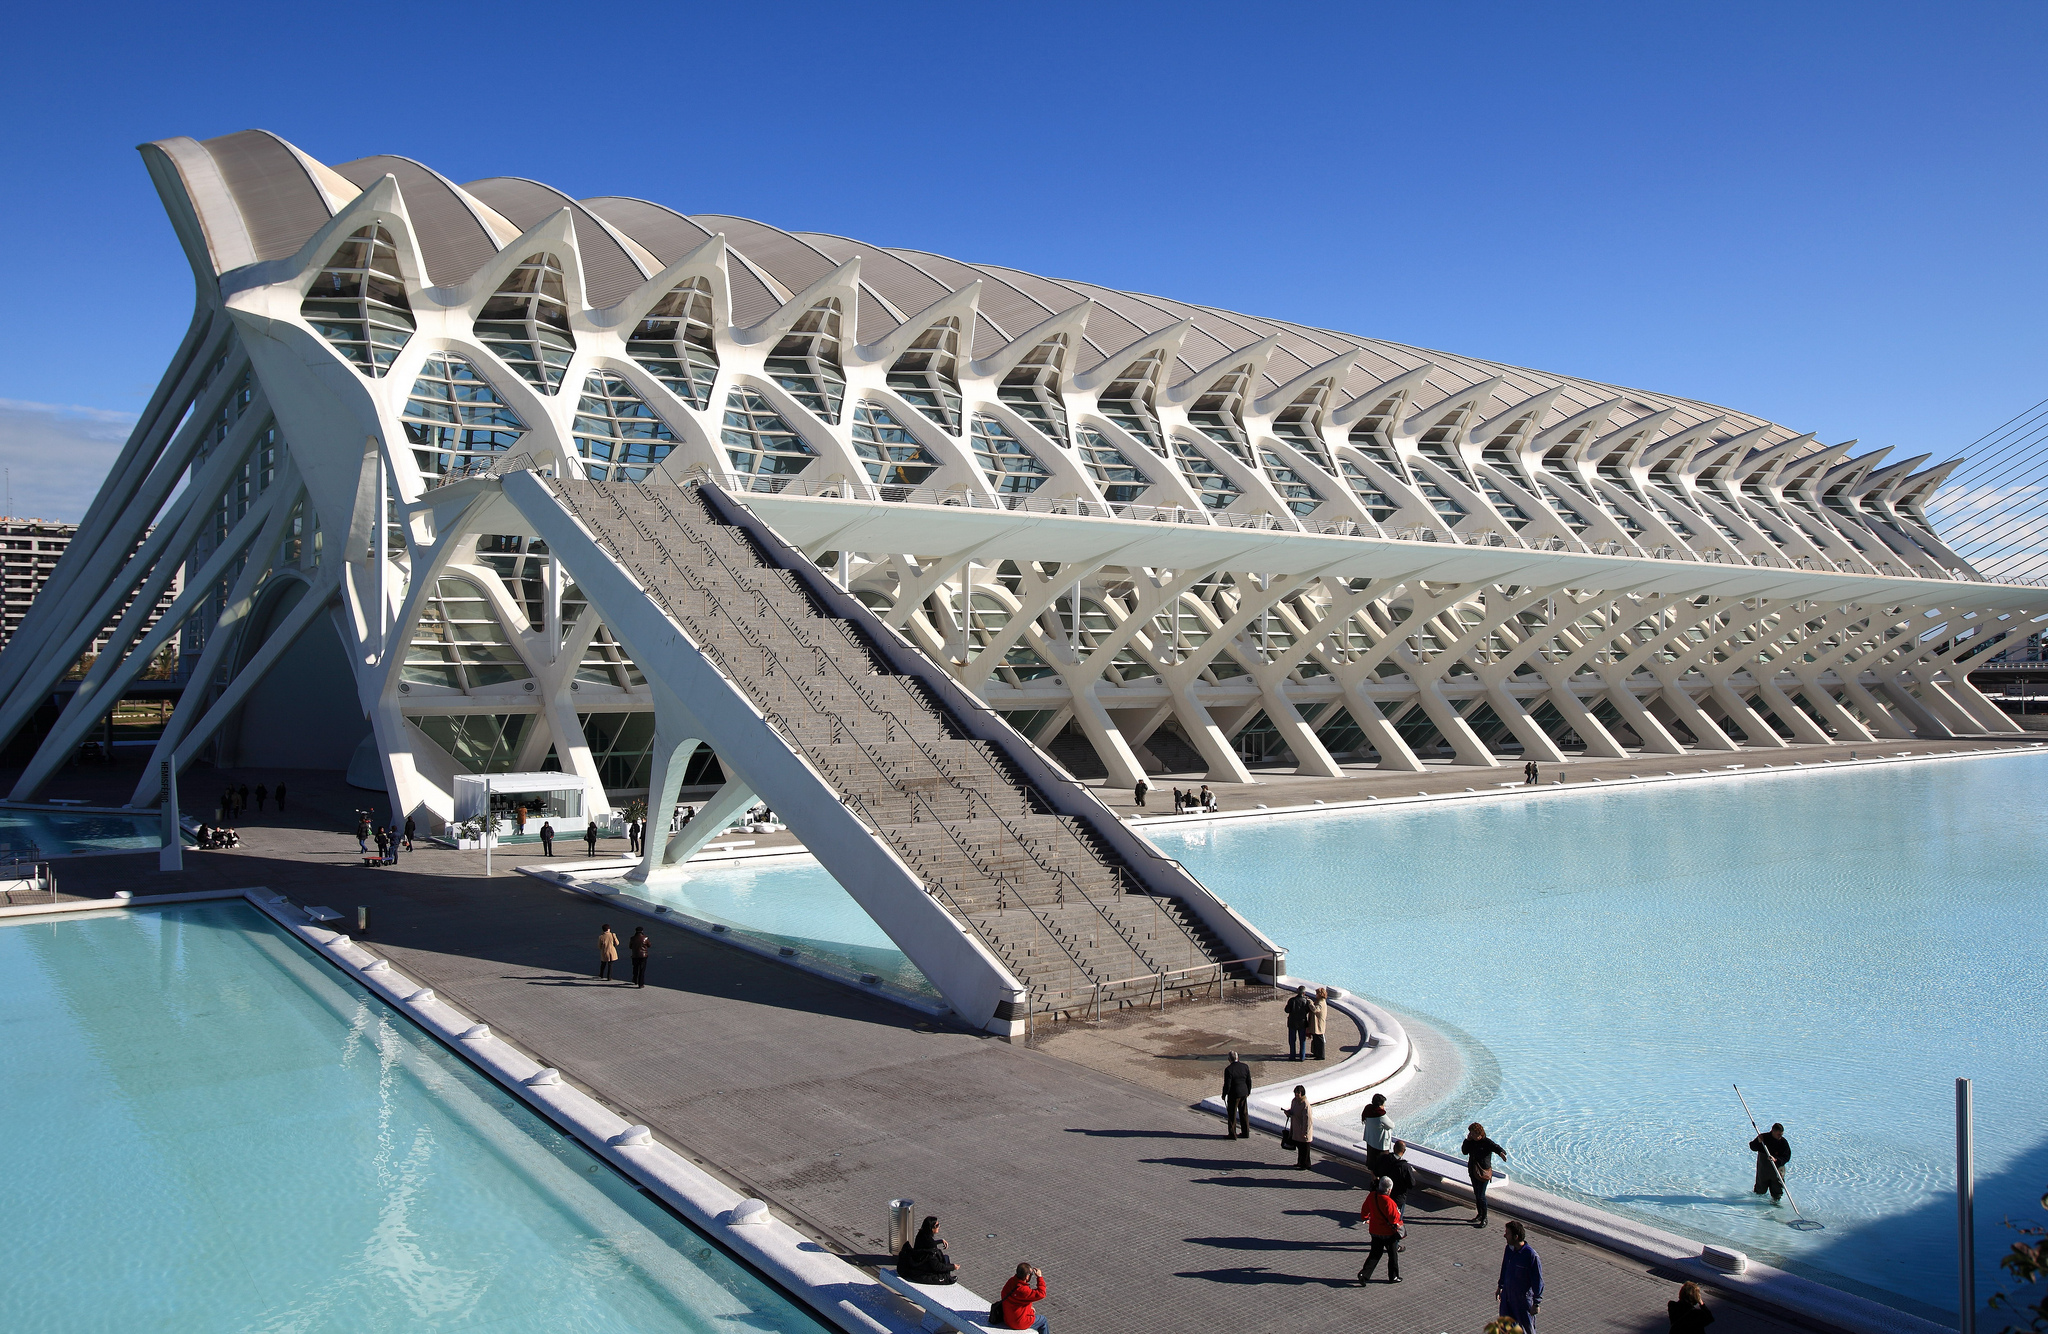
[1281,1131,1296,1150]
[1476,1166,1494,1182]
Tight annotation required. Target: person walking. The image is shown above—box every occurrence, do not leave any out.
[630,819,644,856]
[1463,1121,1509,1226]
[237,783,250,813]
[402,815,415,852]
[1496,1220,1543,1333]
[1309,986,1329,1061]
[540,820,555,856]
[373,826,391,863]
[1360,1094,1395,1176]
[1668,1280,1714,1332]
[1133,777,1148,809]
[1284,985,1312,1060]
[356,815,371,853]
[274,782,287,811]
[1748,1122,1791,1204]
[584,820,599,856]
[1285,1084,1314,1170]
[629,926,651,987]
[1355,1176,1404,1284]
[254,782,268,812]
[997,1263,1046,1331]
[1221,1051,1252,1139]
[596,924,620,982]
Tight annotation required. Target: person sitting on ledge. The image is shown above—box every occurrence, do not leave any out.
[895,1215,959,1285]
[997,1262,1047,1330]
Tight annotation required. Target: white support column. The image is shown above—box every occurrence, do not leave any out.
[655,776,757,872]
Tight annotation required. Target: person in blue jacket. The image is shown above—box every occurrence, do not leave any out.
[1497,1219,1543,1331]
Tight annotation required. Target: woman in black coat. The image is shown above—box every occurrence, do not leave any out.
[896,1215,960,1285]
[1461,1122,1509,1226]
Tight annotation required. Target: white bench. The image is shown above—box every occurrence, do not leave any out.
[876,1269,1043,1333]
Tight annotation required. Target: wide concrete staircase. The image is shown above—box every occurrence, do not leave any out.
[550,479,1245,1016]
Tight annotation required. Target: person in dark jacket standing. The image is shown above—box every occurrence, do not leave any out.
[254,783,268,812]
[1668,1280,1714,1332]
[1386,1140,1416,1218]
[540,821,554,856]
[1748,1122,1791,1203]
[895,1215,959,1284]
[1221,1051,1252,1138]
[1497,1220,1543,1332]
[274,782,287,811]
[402,815,415,851]
[584,820,599,856]
[1355,1176,1404,1284]
[1284,985,1312,1060]
[1463,1121,1508,1226]
[629,927,651,987]
[1133,778,1148,809]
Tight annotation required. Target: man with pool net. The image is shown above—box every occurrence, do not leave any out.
[1748,1122,1792,1203]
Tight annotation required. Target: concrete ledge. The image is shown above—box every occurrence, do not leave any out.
[239,889,928,1334]
[1194,975,1414,1127]
[0,887,248,918]
[1133,742,2046,832]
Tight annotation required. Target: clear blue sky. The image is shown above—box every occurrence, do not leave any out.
[1,0,2043,521]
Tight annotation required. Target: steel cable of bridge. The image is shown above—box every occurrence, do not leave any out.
[1928,403,2048,524]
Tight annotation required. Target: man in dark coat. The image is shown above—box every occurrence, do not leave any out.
[1386,1140,1416,1215]
[629,927,651,987]
[1221,1051,1253,1139]
[1749,1122,1792,1202]
[584,820,599,856]
[1284,985,1312,1061]
[539,821,555,856]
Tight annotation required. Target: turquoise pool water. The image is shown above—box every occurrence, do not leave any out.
[0,901,822,1332]
[1150,754,2048,1323]
[589,859,937,1001]
[0,806,163,856]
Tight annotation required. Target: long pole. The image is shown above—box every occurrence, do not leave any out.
[1733,1084,1817,1227]
[1958,1076,1976,1334]
[483,776,492,879]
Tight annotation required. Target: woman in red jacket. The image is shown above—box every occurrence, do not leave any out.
[998,1262,1046,1330]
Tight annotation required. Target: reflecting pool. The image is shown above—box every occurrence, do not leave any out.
[0,806,163,856]
[1150,753,2048,1322]
[0,900,823,1332]
[588,858,937,1002]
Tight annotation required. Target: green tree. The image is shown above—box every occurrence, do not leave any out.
[1992,1188,2048,1333]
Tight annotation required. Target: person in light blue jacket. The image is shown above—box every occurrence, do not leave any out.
[1496,1219,1543,1332]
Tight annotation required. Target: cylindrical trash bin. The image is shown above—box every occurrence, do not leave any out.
[887,1198,915,1255]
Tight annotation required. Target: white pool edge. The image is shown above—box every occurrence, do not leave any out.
[0,886,927,1334]
[1131,740,2046,832]
[1201,972,1946,1334]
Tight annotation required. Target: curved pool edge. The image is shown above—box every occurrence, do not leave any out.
[1201,972,1943,1334]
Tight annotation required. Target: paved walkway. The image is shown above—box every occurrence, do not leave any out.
[15,765,1824,1334]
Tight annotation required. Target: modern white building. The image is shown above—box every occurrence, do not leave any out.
[0,127,2039,825]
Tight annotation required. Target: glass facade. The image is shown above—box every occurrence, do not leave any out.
[300,226,414,377]
[998,336,1070,447]
[1076,428,1151,505]
[1170,436,1241,509]
[970,415,1051,494]
[402,355,526,480]
[1096,351,1166,453]
[572,372,676,482]
[476,254,576,392]
[721,389,816,487]
[765,302,846,425]
[626,278,718,408]
[852,402,939,487]
[404,576,532,690]
[886,319,963,433]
